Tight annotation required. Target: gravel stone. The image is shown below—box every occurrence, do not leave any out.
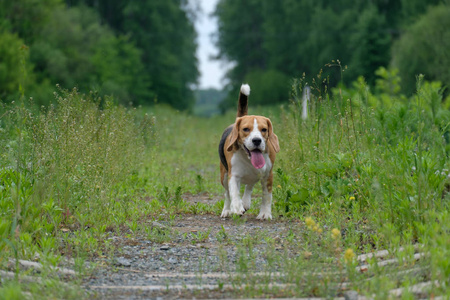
[344,290,359,300]
[114,257,131,267]
[168,258,178,264]
[84,213,301,299]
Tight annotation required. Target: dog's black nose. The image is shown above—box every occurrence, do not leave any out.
[252,138,262,146]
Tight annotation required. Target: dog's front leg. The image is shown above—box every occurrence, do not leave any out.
[229,176,245,215]
[242,184,254,211]
[257,180,272,220]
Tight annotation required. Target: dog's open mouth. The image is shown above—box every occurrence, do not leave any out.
[244,146,265,169]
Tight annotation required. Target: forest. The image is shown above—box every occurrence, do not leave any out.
[215,0,449,108]
[1,0,449,111]
[0,0,198,110]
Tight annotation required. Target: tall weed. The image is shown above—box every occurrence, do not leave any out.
[278,69,450,243]
[0,87,153,259]
[30,88,152,214]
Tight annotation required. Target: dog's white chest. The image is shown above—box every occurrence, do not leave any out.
[230,149,272,184]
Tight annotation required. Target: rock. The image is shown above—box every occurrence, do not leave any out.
[160,245,170,251]
[114,257,131,267]
[152,221,168,229]
[344,290,359,300]
[168,258,178,264]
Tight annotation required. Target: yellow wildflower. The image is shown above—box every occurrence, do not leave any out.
[331,228,341,239]
[305,217,315,228]
[344,248,355,263]
[349,196,355,201]
[303,251,312,259]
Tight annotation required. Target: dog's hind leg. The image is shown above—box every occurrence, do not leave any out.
[221,173,232,218]
[242,184,254,211]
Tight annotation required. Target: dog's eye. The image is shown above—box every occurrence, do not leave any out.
[243,128,250,132]
[261,128,268,133]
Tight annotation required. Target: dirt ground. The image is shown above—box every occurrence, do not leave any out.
[81,196,432,300]
[83,194,307,299]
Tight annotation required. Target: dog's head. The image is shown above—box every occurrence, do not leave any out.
[226,116,280,168]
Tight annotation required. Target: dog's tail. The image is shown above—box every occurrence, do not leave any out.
[237,84,250,117]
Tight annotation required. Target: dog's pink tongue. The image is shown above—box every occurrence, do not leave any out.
[250,150,265,169]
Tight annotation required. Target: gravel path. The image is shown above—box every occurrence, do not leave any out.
[84,213,304,299]
[81,201,431,299]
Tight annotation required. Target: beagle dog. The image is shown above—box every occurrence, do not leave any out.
[218,84,280,220]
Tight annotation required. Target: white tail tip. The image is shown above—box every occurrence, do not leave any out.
[240,84,250,96]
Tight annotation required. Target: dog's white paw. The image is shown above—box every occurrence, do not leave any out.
[243,200,251,211]
[221,209,232,218]
[256,209,272,220]
[230,202,245,215]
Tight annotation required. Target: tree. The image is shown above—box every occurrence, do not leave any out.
[69,0,199,110]
[65,0,126,32]
[123,1,198,110]
[30,6,148,105]
[1,0,198,109]
[214,0,446,111]
[0,0,61,43]
[348,4,391,85]
[0,32,34,100]
[243,70,290,105]
[214,0,368,109]
[215,0,267,87]
[392,4,450,95]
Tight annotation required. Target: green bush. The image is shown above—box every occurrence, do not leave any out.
[0,88,154,258]
[30,6,148,105]
[279,73,450,238]
[30,88,152,212]
[0,0,60,42]
[0,32,33,101]
[348,4,390,85]
[392,4,450,95]
[244,69,290,105]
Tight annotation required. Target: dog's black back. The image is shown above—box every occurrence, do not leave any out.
[218,125,233,171]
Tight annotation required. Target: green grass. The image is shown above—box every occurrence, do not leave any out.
[0,69,449,298]
[232,71,450,298]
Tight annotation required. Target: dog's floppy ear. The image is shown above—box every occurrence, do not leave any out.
[266,118,280,153]
[226,118,242,152]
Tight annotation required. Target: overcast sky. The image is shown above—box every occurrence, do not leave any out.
[195,0,228,90]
